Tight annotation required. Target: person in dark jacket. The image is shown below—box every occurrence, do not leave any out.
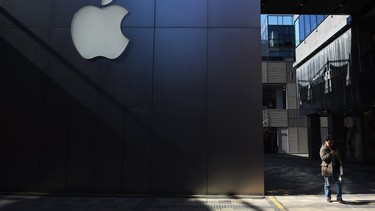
[320,135,345,203]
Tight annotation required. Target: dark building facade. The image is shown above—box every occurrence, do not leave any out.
[295,13,375,163]
[0,1,263,194]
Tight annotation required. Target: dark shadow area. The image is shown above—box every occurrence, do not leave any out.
[0,5,198,195]
[265,153,322,195]
[1,2,218,197]
[1,0,267,196]
[265,153,375,195]
[0,195,148,210]
[0,8,152,194]
[342,199,375,205]
[0,194,275,211]
[0,6,137,109]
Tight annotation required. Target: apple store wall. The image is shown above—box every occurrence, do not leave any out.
[0,0,263,195]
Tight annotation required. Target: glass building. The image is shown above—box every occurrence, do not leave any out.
[261,15,308,154]
[261,15,295,60]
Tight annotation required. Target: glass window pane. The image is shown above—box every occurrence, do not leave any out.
[317,15,324,24]
[299,16,305,42]
[304,15,311,36]
[283,16,293,25]
[269,16,277,25]
[311,15,317,30]
[295,18,300,45]
[269,30,278,39]
[278,16,283,25]
[262,40,269,57]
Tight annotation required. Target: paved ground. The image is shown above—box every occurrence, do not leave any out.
[264,153,375,210]
[0,154,374,210]
[264,153,375,195]
[0,195,273,211]
[1,193,375,210]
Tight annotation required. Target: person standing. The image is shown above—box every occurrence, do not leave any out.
[320,135,345,203]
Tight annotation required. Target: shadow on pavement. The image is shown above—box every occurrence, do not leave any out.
[342,200,375,205]
[264,153,375,196]
[0,194,271,210]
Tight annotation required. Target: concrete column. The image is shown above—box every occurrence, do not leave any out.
[327,112,345,158]
[308,114,321,160]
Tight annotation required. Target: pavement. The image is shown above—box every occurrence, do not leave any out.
[264,153,375,210]
[0,154,374,210]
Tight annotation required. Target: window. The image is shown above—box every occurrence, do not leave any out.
[311,15,317,30]
[262,15,295,60]
[269,16,278,25]
[304,15,311,37]
[269,29,279,39]
[299,15,305,42]
[263,85,286,109]
[295,18,300,46]
[295,15,329,45]
[278,16,283,25]
[317,15,324,24]
[283,16,293,25]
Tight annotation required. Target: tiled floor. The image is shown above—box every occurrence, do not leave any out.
[0,195,273,211]
[274,194,375,211]
[1,194,375,210]
[1,154,375,210]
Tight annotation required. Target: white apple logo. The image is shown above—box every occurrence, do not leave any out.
[71,0,129,59]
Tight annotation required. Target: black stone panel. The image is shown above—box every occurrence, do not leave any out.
[0,109,42,192]
[123,109,151,193]
[66,109,96,193]
[0,0,265,196]
[0,29,47,109]
[152,28,208,194]
[39,109,70,193]
[0,110,12,191]
[208,0,260,28]
[155,0,207,27]
[50,0,154,28]
[98,28,153,108]
[94,109,124,193]
[45,28,99,108]
[50,0,97,28]
[0,0,50,28]
[120,0,155,28]
[307,114,321,160]
[207,28,263,194]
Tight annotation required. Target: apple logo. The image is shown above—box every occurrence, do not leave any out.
[71,0,129,59]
